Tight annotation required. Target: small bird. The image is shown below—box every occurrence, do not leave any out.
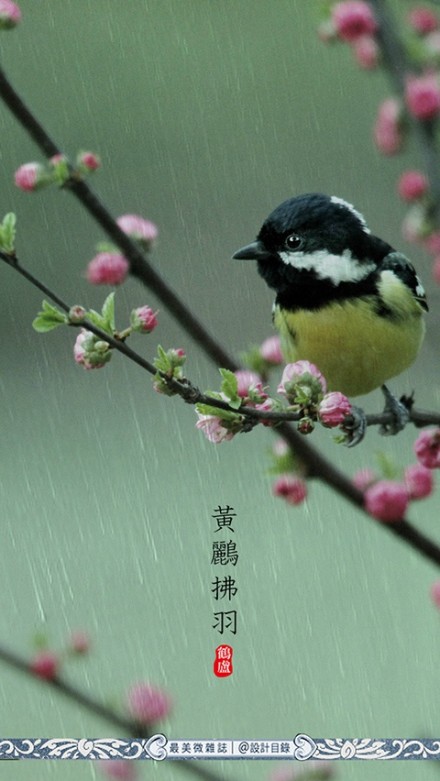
[233,193,427,435]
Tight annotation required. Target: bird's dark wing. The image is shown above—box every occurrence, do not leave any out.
[381,251,429,312]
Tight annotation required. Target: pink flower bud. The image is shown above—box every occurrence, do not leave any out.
[425,30,440,57]
[68,630,91,654]
[260,335,283,365]
[98,760,137,780]
[272,438,290,457]
[86,252,129,285]
[373,98,403,155]
[126,683,172,724]
[352,468,377,491]
[401,204,427,243]
[278,360,327,400]
[424,231,440,254]
[430,580,440,608]
[234,369,265,398]
[68,305,86,323]
[404,463,434,499]
[318,391,352,427]
[332,1,377,42]
[414,428,440,468]
[30,650,59,680]
[433,255,440,284]
[74,329,111,370]
[130,306,158,334]
[364,480,408,522]
[0,0,21,28]
[405,73,440,120]
[195,414,235,444]
[254,397,276,426]
[352,35,379,70]
[14,162,46,192]
[408,6,438,36]
[272,475,307,506]
[317,19,337,43]
[297,417,315,434]
[77,151,101,171]
[117,214,158,248]
[397,170,429,201]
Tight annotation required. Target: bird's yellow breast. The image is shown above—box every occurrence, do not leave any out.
[274,293,425,397]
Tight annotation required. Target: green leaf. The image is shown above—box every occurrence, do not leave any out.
[101,292,115,332]
[32,300,68,332]
[0,212,16,253]
[31,631,49,650]
[239,345,267,375]
[375,451,399,480]
[196,400,241,422]
[95,241,117,254]
[153,344,172,373]
[86,309,107,330]
[219,368,239,402]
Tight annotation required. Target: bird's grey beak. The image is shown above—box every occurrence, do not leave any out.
[232,240,272,261]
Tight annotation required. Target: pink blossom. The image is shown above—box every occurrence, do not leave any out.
[30,650,59,680]
[424,231,440,254]
[272,438,290,457]
[332,1,377,42]
[14,162,45,192]
[117,214,158,247]
[131,306,158,334]
[430,581,440,608]
[404,463,434,499]
[397,170,429,201]
[425,30,440,57]
[0,0,21,28]
[167,347,186,364]
[401,204,427,243]
[414,428,440,468]
[352,35,379,69]
[254,397,276,426]
[408,6,438,35]
[364,480,408,522]
[49,153,66,166]
[86,252,129,285]
[74,330,92,367]
[234,369,265,398]
[317,19,337,43]
[77,151,101,171]
[126,683,172,724]
[373,98,403,155]
[195,414,234,444]
[68,630,91,654]
[406,73,440,120]
[260,335,283,364]
[433,255,440,284]
[97,760,137,780]
[74,329,110,370]
[318,391,352,427]
[272,475,307,506]
[278,360,327,398]
[352,468,377,491]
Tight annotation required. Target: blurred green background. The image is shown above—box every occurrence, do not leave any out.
[1,1,440,780]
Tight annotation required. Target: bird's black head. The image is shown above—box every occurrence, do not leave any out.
[233,193,391,309]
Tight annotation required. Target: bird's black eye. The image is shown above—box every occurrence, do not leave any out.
[284,233,303,251]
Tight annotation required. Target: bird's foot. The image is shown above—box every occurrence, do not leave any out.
[341,405,367,447]
[379,385,412,436]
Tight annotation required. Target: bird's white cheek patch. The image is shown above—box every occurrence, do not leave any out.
[278,249,375,285]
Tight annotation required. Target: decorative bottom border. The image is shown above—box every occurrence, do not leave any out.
[0,736,440,760]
